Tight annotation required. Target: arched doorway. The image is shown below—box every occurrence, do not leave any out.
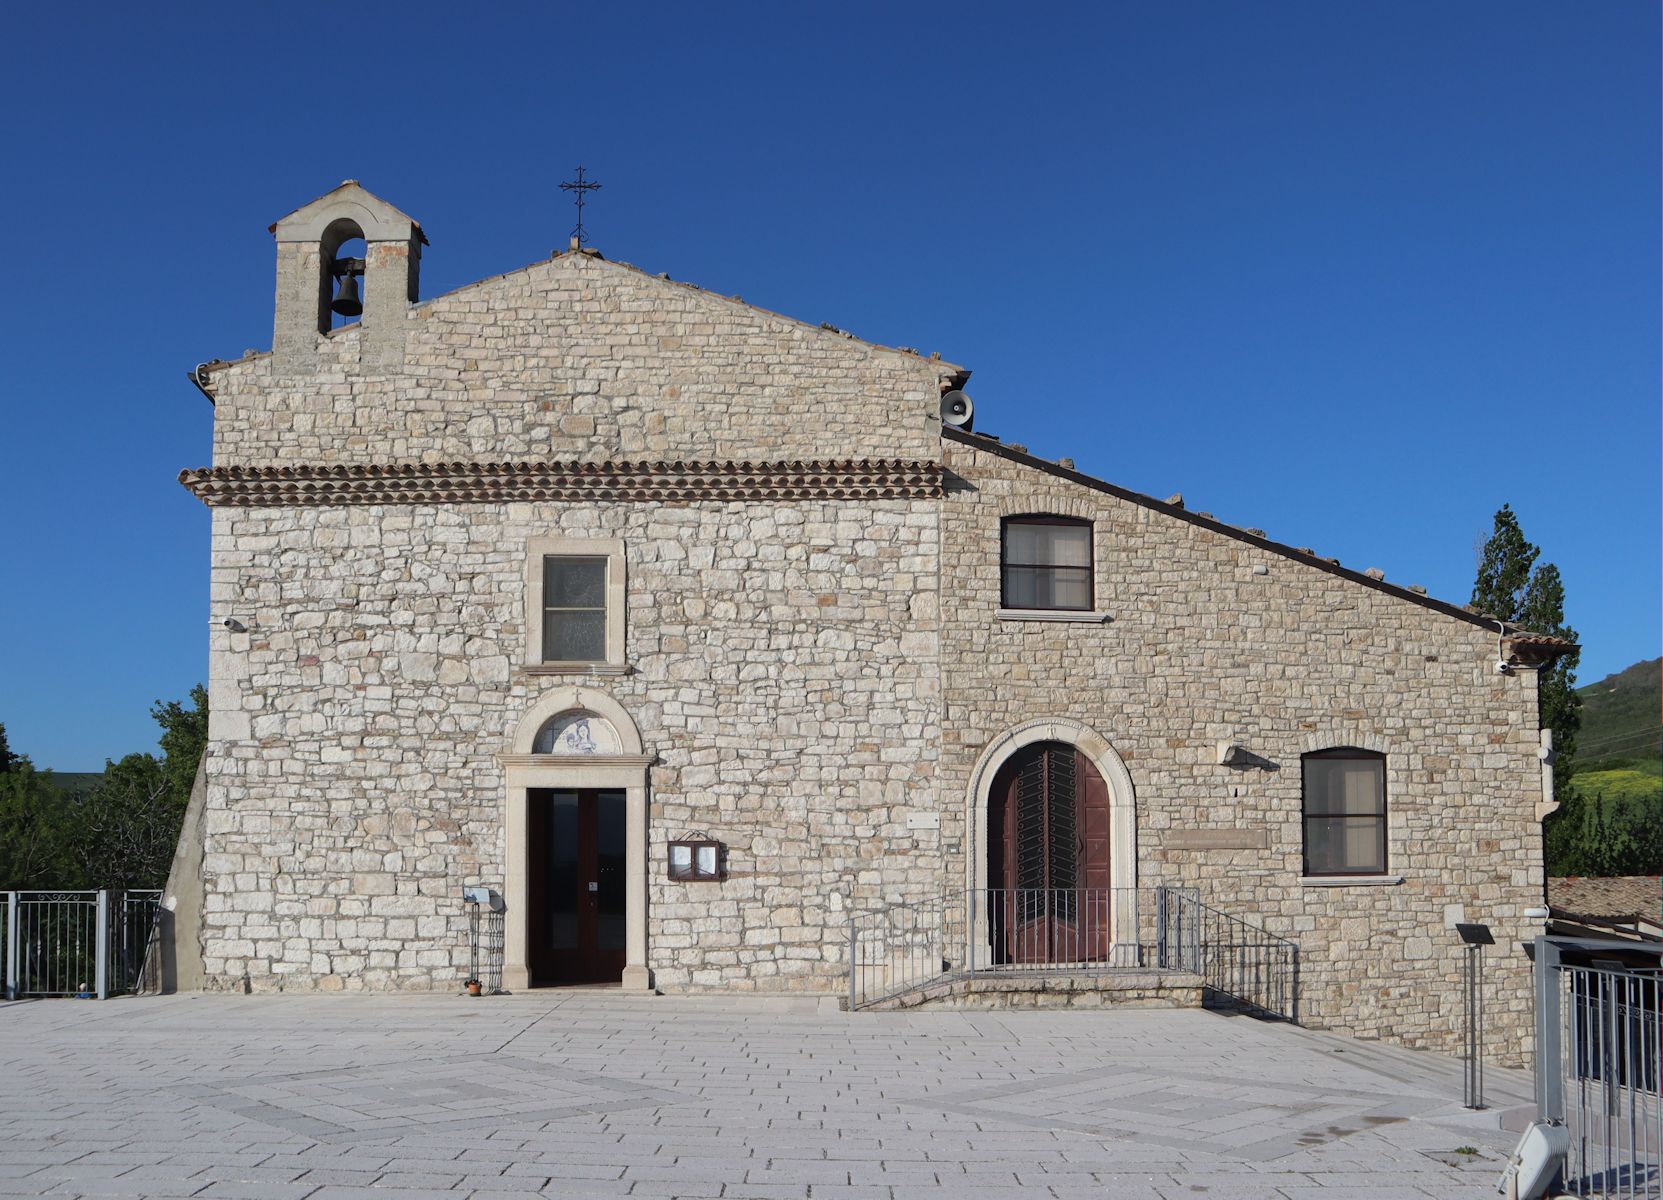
[987,741,1113,964]
[501,687,653,992]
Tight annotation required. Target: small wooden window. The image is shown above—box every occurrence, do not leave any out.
[542,556,607,661]
[1302,749,1387,876]
[1001,516,1093,611]
[668,839,721,882]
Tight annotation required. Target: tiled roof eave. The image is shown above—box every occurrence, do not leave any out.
[178,458,944,506]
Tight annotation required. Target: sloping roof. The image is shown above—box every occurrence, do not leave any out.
[266,180,428,243]
[944,426,1578,651]
[1549,876,1663,921]
[199,246,960,379]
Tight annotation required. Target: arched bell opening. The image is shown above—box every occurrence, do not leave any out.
[318,217,366,332]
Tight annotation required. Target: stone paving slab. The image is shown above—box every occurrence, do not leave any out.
[0,993,1530,1198]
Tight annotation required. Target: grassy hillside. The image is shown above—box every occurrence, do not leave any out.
[1574,657,1660,775]
[1535,658,1660,876]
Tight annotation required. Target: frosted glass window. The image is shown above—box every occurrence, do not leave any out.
[1302,751,1387,875]
[542,556,606,661]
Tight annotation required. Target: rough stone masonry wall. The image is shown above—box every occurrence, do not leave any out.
[202,498,940,992]
[938,441,1546,1065]
[206,251,948,468]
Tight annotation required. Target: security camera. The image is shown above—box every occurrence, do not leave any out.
[223,618,247,633]
[1494,660,1511,674]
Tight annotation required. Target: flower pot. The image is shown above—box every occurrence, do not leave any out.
[466,981,482,997]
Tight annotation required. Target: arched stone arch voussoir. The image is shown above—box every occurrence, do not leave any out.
[965,717,1138,896]
[510,684,644,756]
[996,495,1101,522]
[1299,731,1391,757]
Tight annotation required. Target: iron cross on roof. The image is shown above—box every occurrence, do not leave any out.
[560,166,602,248]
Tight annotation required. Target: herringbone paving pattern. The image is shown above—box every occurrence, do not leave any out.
[0,992,1526,1198]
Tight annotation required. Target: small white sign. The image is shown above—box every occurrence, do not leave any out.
[905,812,940,831]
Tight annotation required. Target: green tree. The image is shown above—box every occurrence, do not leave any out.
[1472,504,1581,792]
[152,684,208,809]
[0,756,74,887]
[0,688,210,891]
[70,753,178,890]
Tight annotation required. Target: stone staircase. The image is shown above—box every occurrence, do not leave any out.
[853,967,1204,1012]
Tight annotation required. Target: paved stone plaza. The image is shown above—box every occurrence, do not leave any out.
[0,992,1526,1198]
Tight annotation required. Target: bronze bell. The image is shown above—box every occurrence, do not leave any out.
[330,269,362,317]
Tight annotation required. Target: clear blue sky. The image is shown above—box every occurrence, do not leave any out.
[1,2,1657,770]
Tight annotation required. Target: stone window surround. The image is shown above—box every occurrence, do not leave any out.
[524,536,627,673]
[500,684,652,992]
[1300,746,1390,879]
[994,501,1109,623]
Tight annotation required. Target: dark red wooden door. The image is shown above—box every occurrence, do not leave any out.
[989,744,1112,964]
[526,788,627,985]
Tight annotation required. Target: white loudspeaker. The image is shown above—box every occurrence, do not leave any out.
[939,390,974,431]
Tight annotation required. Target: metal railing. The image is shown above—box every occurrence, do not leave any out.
[848,890,958,1009]
[1536,946,1663,1197]
[1154,887,1298,1021]
[2,890,163,1000]
[970,887,1147,972]
[847,885,1298,1017]
[115,891,163,994]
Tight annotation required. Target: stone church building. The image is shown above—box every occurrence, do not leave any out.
[173,182,1570,1058]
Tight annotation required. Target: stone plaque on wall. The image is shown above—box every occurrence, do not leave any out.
[1166,828,1269,850]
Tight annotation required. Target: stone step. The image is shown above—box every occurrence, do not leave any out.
[858,969,1205,1012]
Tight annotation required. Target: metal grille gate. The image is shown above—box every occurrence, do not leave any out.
[1,890,162,1000]
[1534,936,1663,1197]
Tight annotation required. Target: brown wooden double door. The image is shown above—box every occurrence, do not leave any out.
[988,742,1112,964]
[526,788,626,985]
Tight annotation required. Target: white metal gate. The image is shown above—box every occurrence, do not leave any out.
[1,890,162,1000]
[1535,937,1663,1197]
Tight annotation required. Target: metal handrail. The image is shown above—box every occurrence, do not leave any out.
[847,885,1299,1017]
[1155,886,1298,1022]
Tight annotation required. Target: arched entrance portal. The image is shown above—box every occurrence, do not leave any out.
[501,686,653,992]
[987,742,1113,964]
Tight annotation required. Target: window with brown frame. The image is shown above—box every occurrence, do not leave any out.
[1301,748,1387,876]
[668,839,722,882]
[1001,516,1093,611]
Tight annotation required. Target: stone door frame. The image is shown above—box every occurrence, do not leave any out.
[500,685,652,991]
[965,717,1139,962]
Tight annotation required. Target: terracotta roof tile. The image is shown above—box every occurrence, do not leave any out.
[179,459,944,506]
[1548,876,1663,921]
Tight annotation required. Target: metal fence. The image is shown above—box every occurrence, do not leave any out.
[1535,947,1663,1198]
[846,885,1298,1018]
[2,890,163,1000]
